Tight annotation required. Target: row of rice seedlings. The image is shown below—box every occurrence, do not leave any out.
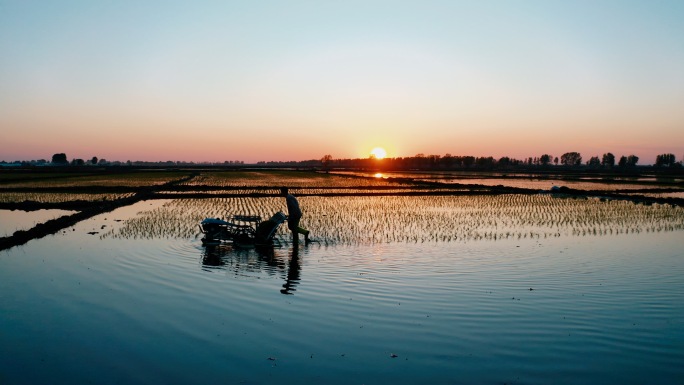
[160,189,271,195]
[180,171,411,188]
[105,195,684,245]
[158,187,469,195]
[424,178,674,192]
[1,171,188,188]
[104,197,289,240]
[623,191,684,199]
[181,171,326,187]
[0,192,134,204]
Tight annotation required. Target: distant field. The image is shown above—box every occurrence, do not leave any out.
[0,192,135,204]
[0,170,189,188]
[178,170,413,188]
[0,169,420,204]
[1,168,682,205]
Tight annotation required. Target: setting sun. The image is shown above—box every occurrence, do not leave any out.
[370,147,387,159]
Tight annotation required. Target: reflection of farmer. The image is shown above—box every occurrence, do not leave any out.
[280,247,301,295]
[280,187,310,244]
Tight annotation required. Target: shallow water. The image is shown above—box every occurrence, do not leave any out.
[416,177,681,192]
[1,201,683,384]
[338,171,684,192]
[0,209,76,237]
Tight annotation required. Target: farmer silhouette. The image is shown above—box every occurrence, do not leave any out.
[280,187,310,244]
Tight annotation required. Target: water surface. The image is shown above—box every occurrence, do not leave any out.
[1,202,683,384]
[0,209,76,237]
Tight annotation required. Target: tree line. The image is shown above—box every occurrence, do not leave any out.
[1,152,681,170]
[318,152,681,171]
[1,153,245,167]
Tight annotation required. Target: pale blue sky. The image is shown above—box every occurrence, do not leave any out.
[1,0,683,163]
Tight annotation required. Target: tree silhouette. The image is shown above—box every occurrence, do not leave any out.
[560,152,582,166]
[587,156,600,167]
[655,153,676,167]
[619,155,639,167]
[601,153,615,167]
[51,153,68,164]
[462,156,475,167]
[320,154,333,171]
[627,155,639,166]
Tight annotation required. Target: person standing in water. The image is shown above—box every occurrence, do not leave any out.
[280,187,310,244]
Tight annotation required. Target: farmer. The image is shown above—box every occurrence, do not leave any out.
[280,187,310,244]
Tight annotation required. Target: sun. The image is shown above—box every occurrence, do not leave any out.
[370,147,387,159]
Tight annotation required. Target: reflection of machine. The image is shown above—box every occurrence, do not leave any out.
[200,212,287,246]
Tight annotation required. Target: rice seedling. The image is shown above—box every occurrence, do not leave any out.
[0,192,134,204]
[0,171,189,188]
[157,187,469,196]
[624,191,684,199]
[105,195,684,245]
[417,178,679,192]
[179,171,412,188]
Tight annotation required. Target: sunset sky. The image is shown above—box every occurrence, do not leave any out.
[1,1,683,164]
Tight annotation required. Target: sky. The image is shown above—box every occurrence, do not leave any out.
[1,0,683,164]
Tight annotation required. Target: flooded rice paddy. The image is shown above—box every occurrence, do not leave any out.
[343,172,684,193]
[2,194,683,384]
[105,195,684,244]
[0,208,76,237]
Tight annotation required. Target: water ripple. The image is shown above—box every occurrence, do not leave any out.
[1,228,682,385]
